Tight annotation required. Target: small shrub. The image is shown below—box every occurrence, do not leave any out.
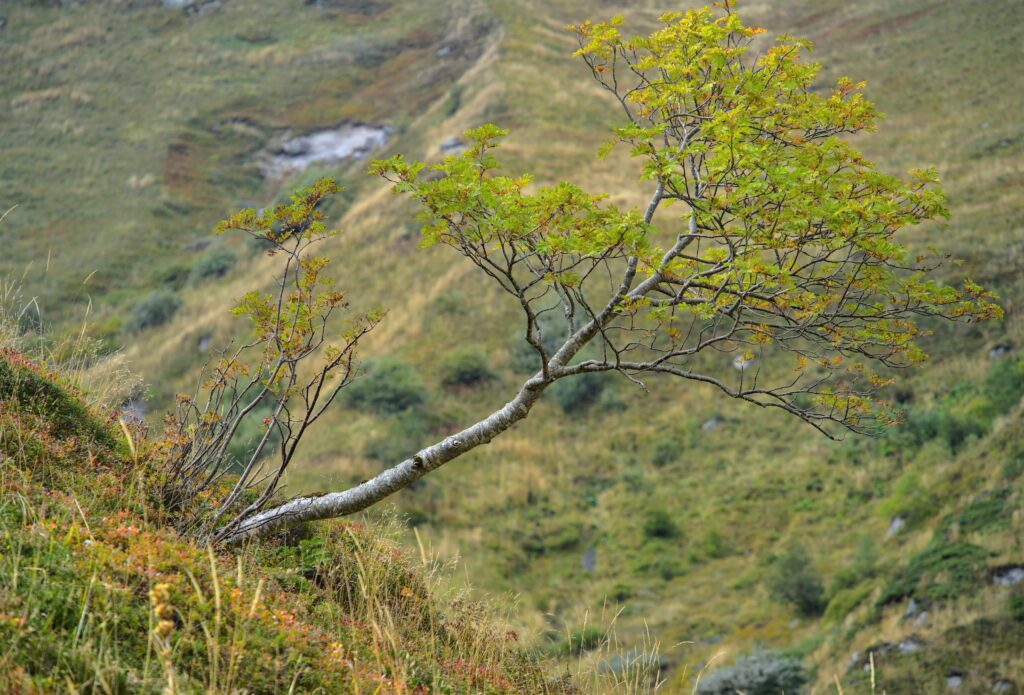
[651,436,680,467]
[363,414,428,463]
[642,509,679,539]
[656,557,686,581]
[944,488,1014,535]
[1002,450,1024,480]
[823,583,874,624]
[550,372,607,413]
[551,627,605,656]
[829,535,877,595]
[984,356,1024,414]
[766,543,826,616]
[130,290,180,331]
[878,472,940,527]
[696,650,808,695]
[1010,593,1024,623]
[440,347,495,388]
[343,358,427,414]
[878,541,989,606]
[608,582,633,602]
[189,244,237,285]
[696,527,728,560]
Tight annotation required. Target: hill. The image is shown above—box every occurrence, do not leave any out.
[2,0,1024,692]
[0,336,588,692]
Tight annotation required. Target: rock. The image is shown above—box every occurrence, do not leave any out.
[898,636,924,654]
[435,45,452,57]
[264,123,391,177]
[0,17,7,32]
[947,674,964,690]
[440,136,468,155]
[197,335,211,353]
[161,0,192,7]
[184,238,212,252]
[848,651,861,668]
[992,681,1015,694]
[989,343,1013,359]
[914,610,929,627]
[886,515,906,539]
[905,598,919,618]
[993,566,1024,586]
[701,416,724,432]
[581,546,596,572]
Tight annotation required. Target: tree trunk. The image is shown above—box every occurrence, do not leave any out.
[221,376,549,545]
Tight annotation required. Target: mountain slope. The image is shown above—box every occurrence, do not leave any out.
[2,0,1023,692]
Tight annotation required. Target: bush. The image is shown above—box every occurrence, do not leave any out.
[696,651,808,695]
[984,356,1024,414]
[877,472,940,528]
[440,347,495,388]
[829,535,877,596]
[363,414,428,463]
[130,290,181,331]
[878,541,989,606]
[550,372,607,413]
[766,543,826,616]
[551,627,605,656]
[1010,594,1024,623]
[651,436,680,467]
[189,244,237,285]
[642,509,679,539]
[343,358,427,414]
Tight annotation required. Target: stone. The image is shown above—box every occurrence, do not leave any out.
[993,566,1024,586]
[581,546,596,572]
[898,636,923,654]
[701,416,724,432]
[886,515,906,539]
[435,45,452,57]
[989,343,1013,359]
[947,674,963,690]
[264,123,391,177]
[197,335,211,353]
[905,598,919,618]
[440,136,468,155]
[992,681,1014,694]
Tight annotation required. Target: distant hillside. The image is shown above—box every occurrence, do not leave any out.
[2,0,1023,692]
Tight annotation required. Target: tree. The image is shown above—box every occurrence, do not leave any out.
[212,4,999,545]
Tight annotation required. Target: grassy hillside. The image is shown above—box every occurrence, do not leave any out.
[0,332,591,693]
[3,0,1024,692]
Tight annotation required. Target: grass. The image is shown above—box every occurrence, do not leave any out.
[0,316,580,693]
[2,0,1024,692]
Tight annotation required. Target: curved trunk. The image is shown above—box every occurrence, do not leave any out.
[221,377,548,545]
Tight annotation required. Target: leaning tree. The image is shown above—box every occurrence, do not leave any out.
[164,4,999,545]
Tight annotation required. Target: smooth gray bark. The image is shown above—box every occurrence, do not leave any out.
[222,375,550,545]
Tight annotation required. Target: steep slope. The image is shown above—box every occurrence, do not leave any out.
[2,0,1023,692]
[0,346,575,693]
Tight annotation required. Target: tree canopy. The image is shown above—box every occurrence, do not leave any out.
[206,3,999,544]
